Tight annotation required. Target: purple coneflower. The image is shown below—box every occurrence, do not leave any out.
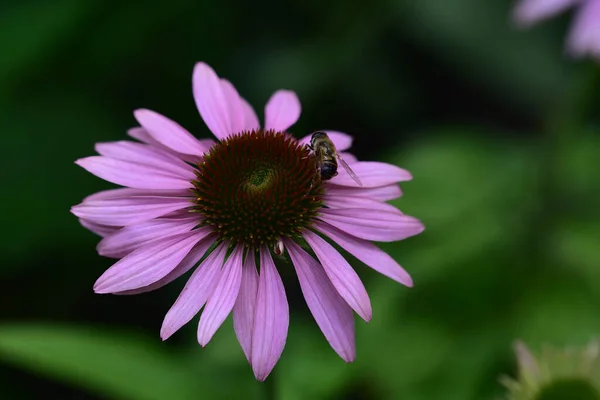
[71,62,424,381]
[514,0,600,59]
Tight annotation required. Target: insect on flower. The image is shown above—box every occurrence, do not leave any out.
[308,131,363,187]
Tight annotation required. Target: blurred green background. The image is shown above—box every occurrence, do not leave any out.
[1,0,600,399]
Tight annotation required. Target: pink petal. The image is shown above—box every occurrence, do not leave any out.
[233,249,259,363]
[329,161,412,188]
[127,127,211,164]
[298,130,353,152]
[513,0,579,27]
[197,244,244,346]
[325,194,401,214]
[128,126,151,143]
[75,156,191,190]
[133,109,208,156]
[160,242,228,340]
[79,219,120,237]
[193,62,234,140]
[129,126,214,152]
[95,141,194,180]
[514,341,541,378]
[97,217,204,258]
[128,127,159,145]
[93,231,203,294]
[340,152,358,164]
[251,247,289,381]
[82,188,190,202]
[326,184,403,201]
[303,230,372,322]
[319,208,424,242]
[264,90,301,132]
[240,98,260,131]
[285,239,355,362]
[115,233,217,295]
[566,0,600,58]
[219,79,246,135]
[315,222,413,287]
[71,196,192,226]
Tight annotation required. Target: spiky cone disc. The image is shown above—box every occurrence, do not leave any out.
[192,129,324,249]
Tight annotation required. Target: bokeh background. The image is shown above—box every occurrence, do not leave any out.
[2,0,600,399]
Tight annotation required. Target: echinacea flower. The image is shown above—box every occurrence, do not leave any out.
[501,340,600,400]
[513,0,600,59]
[71,62,424,381]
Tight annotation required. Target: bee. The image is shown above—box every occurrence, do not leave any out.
[308,131,362,186]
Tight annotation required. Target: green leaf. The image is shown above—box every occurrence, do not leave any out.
[359,319,453,393]
[181,319,263,400]
[0,324,200,400]
[513,279,600,345]
[557,128,600,197]
[551,130,600,290]
[554,217,600,290]
[383,130,538,282]
[278,319,351,400]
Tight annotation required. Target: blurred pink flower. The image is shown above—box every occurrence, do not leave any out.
[71,62,424,381]
[514,0,600,59]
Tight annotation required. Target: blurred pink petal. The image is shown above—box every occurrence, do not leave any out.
[513,0,600,61]
[514,0,580,26]
[514,340,541,378]
[315,222,413,287]
[303,230,372,322]
[320,208,424,242]
[160,242,228,340]
[285,240,356,362]
[93,231,204,293]
[567,0,600,58]
[251,248,289,381]
[198,244,244,346]
[264,90,301,132]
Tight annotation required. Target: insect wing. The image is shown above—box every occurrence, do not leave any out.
[337,154,362,186]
